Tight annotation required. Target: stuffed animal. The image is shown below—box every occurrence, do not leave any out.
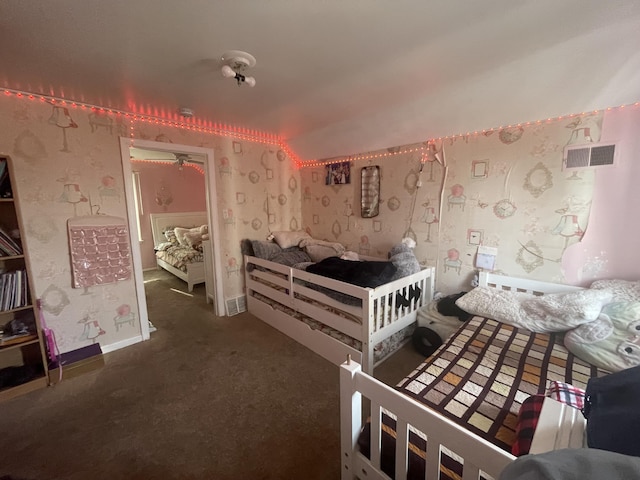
[388,237,421,281]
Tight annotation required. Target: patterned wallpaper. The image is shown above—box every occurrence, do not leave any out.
[0,96,300,353]
[0,91,636,354]
[301,113,609,293]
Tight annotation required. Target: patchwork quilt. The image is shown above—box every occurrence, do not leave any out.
[396,316,608,452]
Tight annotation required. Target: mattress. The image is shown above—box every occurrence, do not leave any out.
[396,316,607,451]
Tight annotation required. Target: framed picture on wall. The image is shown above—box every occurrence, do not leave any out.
[325,162,351,185]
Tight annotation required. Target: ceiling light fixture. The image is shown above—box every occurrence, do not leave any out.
[221,50,256,87]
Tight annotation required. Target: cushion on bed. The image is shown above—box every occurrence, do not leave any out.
[306,257,397,288]
[271,230,312,249]
[564,301,640,372]
[173,227,202,246]
[546,381,586,409]
[299,238,346,262]
[455,286,612,333]
[164,228,178,244]
[306,245,345,262]
[183,231,203,247]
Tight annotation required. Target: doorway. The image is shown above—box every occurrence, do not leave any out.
[119,138,226,341]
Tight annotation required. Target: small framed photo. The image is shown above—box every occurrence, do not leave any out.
[472,160,489,178]
[266,169,274,180]
[325,162,351,185]
[233,141,243,154]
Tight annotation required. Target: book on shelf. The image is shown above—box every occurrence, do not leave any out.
[0,225,22,256]
[0,159,11,199]
[0,269,28,311]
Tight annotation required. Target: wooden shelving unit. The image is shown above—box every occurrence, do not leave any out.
[0,156,49,401]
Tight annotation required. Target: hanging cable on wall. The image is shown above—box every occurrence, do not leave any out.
[403,161,425,241]
[265,191,275,241]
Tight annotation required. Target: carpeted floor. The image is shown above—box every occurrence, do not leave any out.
[0,269,424,480]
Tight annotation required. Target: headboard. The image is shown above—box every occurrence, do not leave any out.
[149,211,208,247]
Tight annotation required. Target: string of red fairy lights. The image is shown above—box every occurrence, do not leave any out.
[1,87,282,147]
[2,87,638,170]
[299,101,640,169]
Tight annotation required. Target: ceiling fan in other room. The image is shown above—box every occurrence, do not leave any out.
[129,148,205,172]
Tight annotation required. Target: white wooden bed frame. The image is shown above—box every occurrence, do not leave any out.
[244,254,435,375]
[340,272,584,480]
[150,211,208,292]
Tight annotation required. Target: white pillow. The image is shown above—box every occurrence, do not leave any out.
[174,227,201,247]
[183,231,203,248]
[455,286,612,333]
[305,245,341,262]
[271,230,311,249]
[590,279,640,302]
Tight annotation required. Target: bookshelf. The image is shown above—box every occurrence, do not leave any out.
[0,156,49,401]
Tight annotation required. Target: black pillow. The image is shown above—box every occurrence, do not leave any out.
[306,257,397,288]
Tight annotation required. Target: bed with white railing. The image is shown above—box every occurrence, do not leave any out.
[245,254,435,374]
[150,212,208,292]
[339,272,597,480]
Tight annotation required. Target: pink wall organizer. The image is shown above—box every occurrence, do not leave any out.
[68,215,132,288]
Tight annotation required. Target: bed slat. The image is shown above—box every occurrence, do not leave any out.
[425,435,439,480]
[371,400,382,470]
[394,418,409,480]
[341,360,514,480]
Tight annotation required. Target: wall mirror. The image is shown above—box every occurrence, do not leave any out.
[361,166,380,218]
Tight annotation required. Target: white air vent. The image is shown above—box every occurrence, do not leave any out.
[225,295,247,316]
[563,143,616,170]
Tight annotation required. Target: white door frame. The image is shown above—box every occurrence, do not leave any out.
[119,137,226,340]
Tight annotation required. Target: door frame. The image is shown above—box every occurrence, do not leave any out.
[119,137,226,340]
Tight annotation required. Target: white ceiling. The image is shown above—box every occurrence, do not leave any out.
[2,1,640,161]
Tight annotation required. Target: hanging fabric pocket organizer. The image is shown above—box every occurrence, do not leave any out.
[67,215,132,288]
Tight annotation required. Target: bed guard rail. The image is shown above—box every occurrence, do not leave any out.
[340,357,514,480]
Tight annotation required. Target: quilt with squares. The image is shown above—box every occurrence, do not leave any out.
[396,316,606,452]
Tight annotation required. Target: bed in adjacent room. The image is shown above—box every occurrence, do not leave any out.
[150,211,208,292]
[340,272,640,480]
[243,232,435,374]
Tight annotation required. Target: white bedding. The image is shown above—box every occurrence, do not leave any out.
[455,286,613,333]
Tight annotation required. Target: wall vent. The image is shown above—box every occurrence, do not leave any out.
[563,143,616,170]
[225,295,247,316]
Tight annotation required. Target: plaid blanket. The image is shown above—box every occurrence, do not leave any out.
[396,316,606,452]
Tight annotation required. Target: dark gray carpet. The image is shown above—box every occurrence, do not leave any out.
[0,269,422,480]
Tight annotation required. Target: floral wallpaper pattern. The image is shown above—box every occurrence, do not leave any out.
[301,113,607,293]
[0,91,636,356]
[0,96,300,354]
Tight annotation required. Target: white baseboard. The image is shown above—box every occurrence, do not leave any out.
[100,334,145,354]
